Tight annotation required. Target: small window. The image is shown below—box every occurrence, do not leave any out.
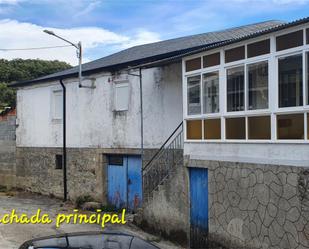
[276,30,303,51]
[108,155,124,166]
[55,155,63,170]
[226,117,246,139]
[277,114,304,139]
[187,75,201,115]
[52,90,63,120]
[248,61,268,110]
[186,58,201,72]
[187,120,202,139]
[203,52,220,68]
[248,116,271,140]
[225,46,245,63]
[278,54,303,108]
[114,83,129,111]
[227,66,245,112]
[247,39,270,58]
[203,71,219,113]
[204,119,221,139]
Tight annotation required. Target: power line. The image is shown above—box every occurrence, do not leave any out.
[0,45,72,51]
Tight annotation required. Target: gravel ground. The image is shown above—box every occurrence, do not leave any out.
[0,192,183,249]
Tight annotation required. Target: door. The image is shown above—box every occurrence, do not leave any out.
[127,156,142,211]
[190,167,208,248]
[107,155,142,212]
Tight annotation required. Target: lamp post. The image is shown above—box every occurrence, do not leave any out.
[43,30,84,202]
[43,30,83,87]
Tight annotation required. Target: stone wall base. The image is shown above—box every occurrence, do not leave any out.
[16,147,156,202]
[186,158,309,249]
[135,165,189,247]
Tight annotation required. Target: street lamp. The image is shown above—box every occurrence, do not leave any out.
[43,29,85,88]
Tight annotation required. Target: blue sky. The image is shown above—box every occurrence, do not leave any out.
[0,0,308,65]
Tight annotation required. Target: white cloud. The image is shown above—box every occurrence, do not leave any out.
[121,29,161,48]
[0,0,20,4]
[0,19,161,65]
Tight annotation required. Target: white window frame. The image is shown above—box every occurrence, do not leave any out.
[183,24,309,144]
[51,89,63,122]
[114,82,130,111]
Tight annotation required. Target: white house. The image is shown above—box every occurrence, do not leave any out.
[11,17,309,248]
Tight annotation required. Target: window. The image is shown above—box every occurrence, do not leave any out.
[227,66,245,112]
[187,75,201,115]
[204,119,221,139]
[247,39,270,58]
[186,58,201,72]
[278,54,303,108]
[203,72,219,113]
[248,61,268,110]
[277,114,304,139]
[307,52,309,105]
[248,116,271,139]
[52,90,63,120]
[108,155,124,166]
[307,28,309,44]
[55,155,63,170]
[187,120,202,139]
[225,46,245,63]
[276,30,303,51]
[114,83,129,111]
[203,53,220,68]
[226,117,246,139]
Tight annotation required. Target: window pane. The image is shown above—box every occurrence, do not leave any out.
[307,53,309,105]
[187,75,201,115]
[186,58,201,72]
[227,66,245,112]
[247,39,270,58]
[204,119,221,139]
[276,30,303,51]
[307,114,309,139]
[248,116,271,139]
[278,54,303,107]
[226,117,246,139]
[203,71,219,113]
[187,120,202,139]
[225,46,245,63]
[277,114,304,139]
[248,61,268,110]
[203,52,220,68]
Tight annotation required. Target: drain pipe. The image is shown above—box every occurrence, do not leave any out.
[60,79,67,202]
[139,68,144,162]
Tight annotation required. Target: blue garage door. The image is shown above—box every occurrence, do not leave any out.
[107,155,142,212]
[190,167,208,248]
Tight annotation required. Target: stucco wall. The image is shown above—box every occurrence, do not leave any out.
[184,142,309,167]
[16,63,182,149]
[186,159,309,249]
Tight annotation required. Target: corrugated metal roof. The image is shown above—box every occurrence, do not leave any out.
[10,17,309,87]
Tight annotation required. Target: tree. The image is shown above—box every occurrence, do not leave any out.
[0,59,71,109]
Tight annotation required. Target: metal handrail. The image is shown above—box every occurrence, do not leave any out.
[143,121,183,173]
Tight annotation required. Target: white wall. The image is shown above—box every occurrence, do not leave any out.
[184,142,309,167]
[16,63,183,149]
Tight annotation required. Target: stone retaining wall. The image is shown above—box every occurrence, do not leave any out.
[0,111,16,188]
[187,159,309,249]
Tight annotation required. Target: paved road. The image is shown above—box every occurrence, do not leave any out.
[0,192,181,249]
